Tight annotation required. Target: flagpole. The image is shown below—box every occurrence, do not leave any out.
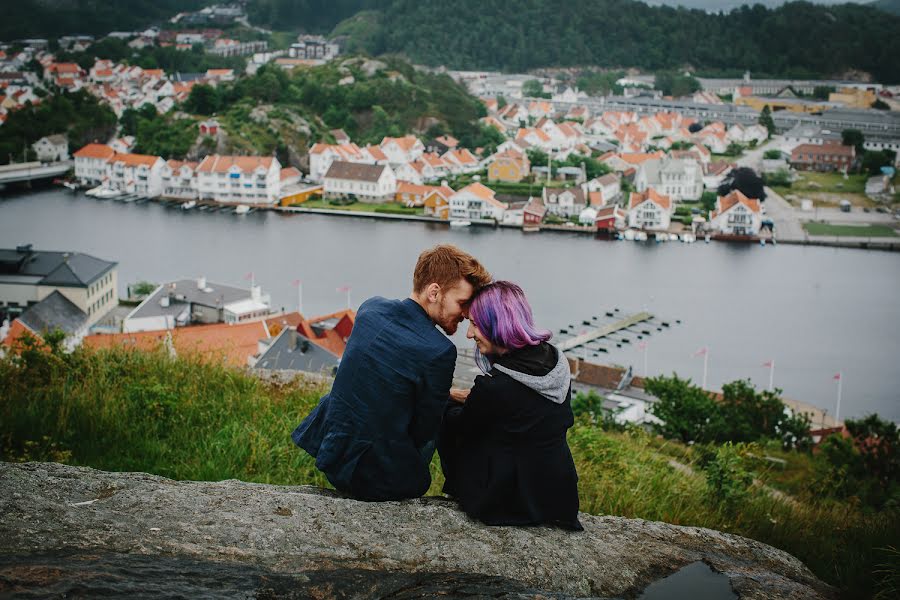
[769,359,775,392]
[836,372,843,423]
[702,347,709,390]
[297,282,303,315]
[346,288,351,311]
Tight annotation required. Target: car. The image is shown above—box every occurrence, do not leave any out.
[875,207,888,213]
[863,207,871,213]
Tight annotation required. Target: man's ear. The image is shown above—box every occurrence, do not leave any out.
[425,282,441,303]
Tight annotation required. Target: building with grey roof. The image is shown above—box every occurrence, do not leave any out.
[323,160,397,203]
[0,244,118,327]
[15,290,89,350]
[123,277,272,333]
[252,327,340,376]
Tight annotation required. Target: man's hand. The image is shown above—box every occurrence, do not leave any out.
[449,387,470,404]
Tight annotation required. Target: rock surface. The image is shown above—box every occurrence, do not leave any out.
[0,462,835,599]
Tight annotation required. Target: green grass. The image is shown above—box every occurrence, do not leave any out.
[803,223,898,237]
[1,345,897,599]
[791,172,868,195]
[296,199,424,215]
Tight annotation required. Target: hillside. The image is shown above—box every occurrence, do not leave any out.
[871,0,900,15]
[328,0,900,83]
[0,0,206,40]
[174,56,494,163]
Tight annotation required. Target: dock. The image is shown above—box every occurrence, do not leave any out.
[557,311,654,351]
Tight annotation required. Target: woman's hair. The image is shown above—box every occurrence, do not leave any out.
[469,281,552,352]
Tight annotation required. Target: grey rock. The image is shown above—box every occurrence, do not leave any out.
[0,462,835,599]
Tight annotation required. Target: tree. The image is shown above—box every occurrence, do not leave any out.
[717,380,796,444]
[763,149,783,160]
[758,105,775,137]
[646,375,724,444]
[700,190,718,212]
[861,150,896,175]
[842,129,865,153]
[522,79,547,98]
[872,99,890,110]
[654,70,700,97]
[718,167,766,202]
[812,86,835,100]
[184,84,221,116]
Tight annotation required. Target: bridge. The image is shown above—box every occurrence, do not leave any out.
[0,161,72,185]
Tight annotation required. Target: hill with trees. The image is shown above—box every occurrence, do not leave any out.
[325,0,900,83]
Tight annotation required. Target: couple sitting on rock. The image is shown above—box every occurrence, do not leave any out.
[292,244,582,531]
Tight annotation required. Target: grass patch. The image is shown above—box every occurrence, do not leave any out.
[803,223,897,237]
[791,172,868,195]
[1,345,897,598]
[297,199,424,215]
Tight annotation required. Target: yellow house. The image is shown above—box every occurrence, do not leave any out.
[423,185,455,220]
[734,96,827,114]
[828,87,877,109]
[280,184,323,206]
[488,148,530,183]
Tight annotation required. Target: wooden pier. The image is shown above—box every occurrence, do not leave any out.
[557,311,654,351]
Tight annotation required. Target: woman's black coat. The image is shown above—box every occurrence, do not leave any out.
[437,344,583,530]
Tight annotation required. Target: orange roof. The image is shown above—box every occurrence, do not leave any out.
[459,182,496,202]
[713,189,760,218]
[108,153,160,167]
[365,145,388,161]
[280,167,301,181]
[447,148,477,165]
[381,135,421,152]
[196,154,274,174]
[619,151,665,165]
[74,143,115,160]
[83,320,271,367]
[142,69,164,78]
[50,63,80,74]
[420,152,446,168]
[397,181,454,198]
[629,188,671,211]
[1,319,33,348]
[95,69,113,77]
[206,69,233,76]
[436,135,459,148]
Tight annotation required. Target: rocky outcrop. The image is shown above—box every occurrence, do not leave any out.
[0,462,835,599]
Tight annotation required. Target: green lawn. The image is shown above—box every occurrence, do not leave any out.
[790,172,868,194]
[294,199,424,216]
[803,222,898,237]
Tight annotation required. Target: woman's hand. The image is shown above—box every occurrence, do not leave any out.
[449,387,471,404]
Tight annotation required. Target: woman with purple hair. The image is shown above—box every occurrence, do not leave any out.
[438,281,582,531]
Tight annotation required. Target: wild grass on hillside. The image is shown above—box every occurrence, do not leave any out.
[1,343,896,599]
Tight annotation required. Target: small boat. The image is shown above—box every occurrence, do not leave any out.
[635,231,648,242]
[681,233,696,244]
[62,181,78,191]
[760,238,767,247]
[654,232,668,243]
[181,200,197,210]
[622,229,636,241]
[449,219,471,227]
[668,233,679,242]
[93,187,122,200]
[234,204,250,215]
[704,234,711,244]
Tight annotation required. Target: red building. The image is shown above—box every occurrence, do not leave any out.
[790,142,855,172]
[595,206,626,232]
[523,198,546,228]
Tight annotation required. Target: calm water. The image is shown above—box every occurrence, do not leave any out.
[2,188,899,421]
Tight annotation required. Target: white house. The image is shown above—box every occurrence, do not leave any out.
[709,190,762,236]
[634,158,703,202]
[32,134,68,162]
[196,154,282,204]
[702,162,734,191]
[543,186,588,218]
[627,189,673,231]
[308,142,369,182]
[586,173,621,205]
[449,182,507,221]
[73,143,116,185]
[323,161,397,203]
[105,153,165,197]
[160,159,199,198]
[441,148,480,175]
[380,135,424,166]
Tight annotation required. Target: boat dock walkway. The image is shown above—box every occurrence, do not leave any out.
[557,312,654,351]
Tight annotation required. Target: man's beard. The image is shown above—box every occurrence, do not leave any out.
[436,301,460,335]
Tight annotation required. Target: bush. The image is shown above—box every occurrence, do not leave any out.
[765,169,792,188]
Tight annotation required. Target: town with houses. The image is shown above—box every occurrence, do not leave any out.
[1,3,899,417]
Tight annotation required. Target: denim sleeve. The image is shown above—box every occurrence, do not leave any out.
[409,344,457,450]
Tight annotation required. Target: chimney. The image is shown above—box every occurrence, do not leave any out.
[250,285,261,302]
[197,276,206,289]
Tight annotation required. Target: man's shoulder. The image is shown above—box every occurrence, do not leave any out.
[359,297,454,357]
